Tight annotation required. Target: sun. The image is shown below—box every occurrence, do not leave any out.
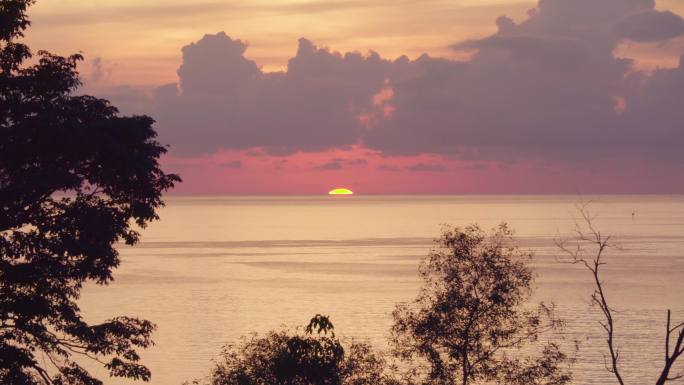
[328,188,354,195]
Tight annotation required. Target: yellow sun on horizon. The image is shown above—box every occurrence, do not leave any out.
[328,188,354,195]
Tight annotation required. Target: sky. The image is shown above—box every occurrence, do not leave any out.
[22,0,684,194]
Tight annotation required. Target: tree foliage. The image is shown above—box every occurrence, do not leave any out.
[391,224,572,385]
[0,1,180,383]
[192,315,398,385]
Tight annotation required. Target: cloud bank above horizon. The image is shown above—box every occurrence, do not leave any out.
[83,0,684,193]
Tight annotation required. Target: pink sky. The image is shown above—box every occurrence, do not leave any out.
[164,147,684,195]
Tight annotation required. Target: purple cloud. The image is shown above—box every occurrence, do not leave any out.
[152,33,394,156]
[407,163,448,172]
[315,158,368,170]
[614,10,684,42]
[100,0,684,170]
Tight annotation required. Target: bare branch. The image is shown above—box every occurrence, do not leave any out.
[560,204,684,385]
[556,204,625,385]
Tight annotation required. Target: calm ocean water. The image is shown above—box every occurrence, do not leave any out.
[79,195,684,384]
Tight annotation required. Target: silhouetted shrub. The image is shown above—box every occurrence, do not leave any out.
[191,315,399,385]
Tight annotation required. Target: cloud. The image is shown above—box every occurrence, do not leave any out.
[130,0,684,169]
[316,160,344,170]
[91,57,105,82]
[314,158,368,170]
[344,158,369,166]
[153,32,397,156]
[374,163,449,172]
[219,160,242,169]
[407,163,448,172]
[365,0,684,163]
[90,85,152,115]
[614,10,684,42]
[80,57,116,89]
[619,54,684,163]
[377,164,401,172]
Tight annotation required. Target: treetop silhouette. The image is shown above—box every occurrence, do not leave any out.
[0,1,180,383]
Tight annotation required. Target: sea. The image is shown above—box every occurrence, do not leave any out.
[78,195,684,384]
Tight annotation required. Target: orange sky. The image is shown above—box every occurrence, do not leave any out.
[23,0,684,88]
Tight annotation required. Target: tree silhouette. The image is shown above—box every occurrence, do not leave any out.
[557,203,684,385]
[391,224,572,385]
[0,1,180,383]
[190,315,398,385]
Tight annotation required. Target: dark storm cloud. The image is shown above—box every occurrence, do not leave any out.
[142,0,684,166]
